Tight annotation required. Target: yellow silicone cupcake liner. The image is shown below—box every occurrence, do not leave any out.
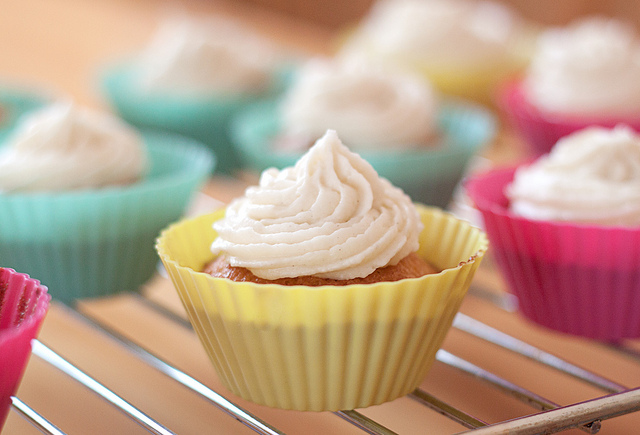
[156,205,487,411]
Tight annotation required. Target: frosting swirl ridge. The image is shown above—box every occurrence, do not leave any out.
[0,102,147,192]
[211,130,423,280]
[507,125,640,226]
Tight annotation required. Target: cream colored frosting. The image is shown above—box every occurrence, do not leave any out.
[342,0,518,67]
[211,130,423,280]
[279,58,437,151]
[0,102,147,192]
[507,125,640,226]
[136,15,279,95]
[523,17,640,116]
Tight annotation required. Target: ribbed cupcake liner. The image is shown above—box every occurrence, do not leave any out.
[0,268,50,430]
[100,62,288,175]
[156,206,487,411]
[0,132,214,305]
[230,99,496,210]
[498,81,640,156]
[466,166,640,342]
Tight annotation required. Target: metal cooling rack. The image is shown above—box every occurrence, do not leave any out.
[8,278,640,435]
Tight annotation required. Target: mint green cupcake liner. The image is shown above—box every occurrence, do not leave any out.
[0,86,50,142]
[99,62,289,176]
[0,131,215,305]
[230,99,496,209]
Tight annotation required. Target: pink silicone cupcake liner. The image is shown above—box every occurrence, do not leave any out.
[465,166,640,342]
[0,268,50,430]
[498,81,640,156]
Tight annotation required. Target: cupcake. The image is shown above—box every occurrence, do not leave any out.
[100,14,287,175]
[0,102,214,305]
[0,267,50,431]
[157,130,488,411]
[231,57,496,209]
[339,0,532,105]
[500,16,640,155]
[466,125,640,342]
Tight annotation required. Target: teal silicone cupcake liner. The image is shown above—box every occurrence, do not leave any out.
[230,98,496,209]
[0,131,215,305]
[100,62,289,176]
[0,86,50,142]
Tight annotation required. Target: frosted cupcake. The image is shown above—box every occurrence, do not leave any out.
[340,0,532,105]
[466,125,640,341]
[501,16,640,155]
[0,102,214,304]
[101,14,287,175]
[157,130,488,411]
[231,57,496,208]
[0,268,50,431]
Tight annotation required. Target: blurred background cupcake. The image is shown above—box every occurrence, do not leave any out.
[100,13,290,176]
[0,267,50,431]
[157,130,488,411]
[500,16,640,156]
[231,57,496,209]
[0,101,214,305]
[338,0,534,106]
[466,125,640,342]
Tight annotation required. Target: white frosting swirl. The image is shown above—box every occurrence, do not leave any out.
[507,125,640,226]
[211,130,423,280]
[342,0,518,67]
[280,58,437,151]
[136,15,279,95]
[523,17,640,116]
[0,102,147,192]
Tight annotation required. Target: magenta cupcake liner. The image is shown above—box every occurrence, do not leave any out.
[498,81,640,156]
[0,267,50,430]
[465,166,640,342]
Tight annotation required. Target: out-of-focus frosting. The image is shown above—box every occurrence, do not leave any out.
[523,17,640,116]
[507,125,640,226]
[342,0,518,67]
[136,15,279,95]
[279,58,438,151]
[0,102,147,192]
[280,59,438,150]
[211,129,423,280]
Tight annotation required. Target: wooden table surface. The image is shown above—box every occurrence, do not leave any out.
[2,1,640,434]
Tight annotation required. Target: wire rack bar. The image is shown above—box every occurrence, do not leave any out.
[408,389,486,430]
[10,397,66,435]
[456,387,640,435]
[31,340,177,435]
[435,350,596,433]
[453,314,626,393]
[336,411,399,435]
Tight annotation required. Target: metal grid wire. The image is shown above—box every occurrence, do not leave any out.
[9,284,640,435]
